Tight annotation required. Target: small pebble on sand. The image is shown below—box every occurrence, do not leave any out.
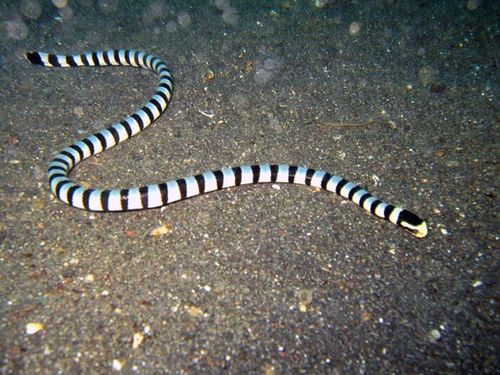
[26,322,44,335]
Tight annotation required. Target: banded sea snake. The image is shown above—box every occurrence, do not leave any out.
[26,49,428,238]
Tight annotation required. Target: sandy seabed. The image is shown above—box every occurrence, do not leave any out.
[0,0,498,373]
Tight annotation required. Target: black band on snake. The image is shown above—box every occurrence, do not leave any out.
[26,49,428,238]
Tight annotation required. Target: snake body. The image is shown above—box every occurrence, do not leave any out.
[26,49,428,238]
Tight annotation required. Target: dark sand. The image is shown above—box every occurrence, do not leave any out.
[0,0,498,373]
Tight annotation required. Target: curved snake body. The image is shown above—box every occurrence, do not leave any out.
[26,49,428,238]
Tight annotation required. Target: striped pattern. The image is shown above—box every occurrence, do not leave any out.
[26,49,428,238]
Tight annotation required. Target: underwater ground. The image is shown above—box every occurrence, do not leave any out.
[0,0,498,373]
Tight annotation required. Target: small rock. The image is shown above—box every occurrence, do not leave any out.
[360,309,371,322]
[143,324,152,335]
[434,149,445,158]
[297,289,313,312]
[263,363,275,375]
[427,329,441,343]
[150,223,172,237]
[132,332,144,349]
[472,280,483,288]
[26,322,44,335]
[203,70,215,82]
[112,359,123,371]
[186,305,204,317]
[73,106,84,117]
[84,274,95,283]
